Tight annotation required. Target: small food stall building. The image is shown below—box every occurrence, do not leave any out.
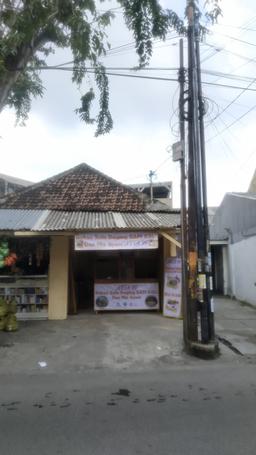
[0,163,181,320]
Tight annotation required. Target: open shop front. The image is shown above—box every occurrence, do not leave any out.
[70,231,162,313]
[0,237,49,319]
[70,231,182,317]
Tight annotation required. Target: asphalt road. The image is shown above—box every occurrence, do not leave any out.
[1,362,256,455]
[1,307,256,455]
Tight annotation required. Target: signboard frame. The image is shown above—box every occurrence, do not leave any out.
[163,257,182,318]
[75,232,158,251]
[94,281,160,311]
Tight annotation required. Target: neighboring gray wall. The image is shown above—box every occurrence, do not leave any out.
[211,193,256,243]
[0,179,23,197]
[211,193,256,304]
[0,174,32,199]
[248,170,256,192]
[229,237,256,307]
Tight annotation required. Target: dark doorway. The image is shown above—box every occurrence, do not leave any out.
[211,245,224,294]
[71,251,94,311]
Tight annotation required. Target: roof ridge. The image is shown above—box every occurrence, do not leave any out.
[79,162,149,200]
[1,162,146,206]
[0,162,148,212]
[1,163,87,204]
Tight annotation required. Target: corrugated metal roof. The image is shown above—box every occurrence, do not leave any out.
[34,210,180,231]
[37,211,116,231]
[0,209,180,232]
[120,212,180,230]
[0,209,43,230]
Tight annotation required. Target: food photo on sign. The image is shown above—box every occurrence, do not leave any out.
[94,282,159,311]
[163,257,182,318]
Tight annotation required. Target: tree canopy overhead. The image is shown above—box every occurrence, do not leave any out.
[0,0,221,136]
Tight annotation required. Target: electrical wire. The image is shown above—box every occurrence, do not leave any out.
[200,15,256,64]
[154,156,172,174]
[209,78,256,124]
[53,64,179,71]
[104,31,179,57]
[207,103,256,143]
[201,42,256,123]
[213,15,256,33]
[52,32,179,68]
[47,61,256,85]
[169,85,180,138]
[203,42,256,67]
[207,112,239,161]
[203,97,220,126]
[210,96,252,113]
[215,24,256,33]
[201,69,255,84]
[215,112,242,145]
[123,155,172,184]
[207,119,233,161]
[211,30,256,48]
[236,149,256,173]
[33,65,256,92]
[44,59,256,86]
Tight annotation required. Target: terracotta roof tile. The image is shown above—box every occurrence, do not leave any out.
[0,163,146,212]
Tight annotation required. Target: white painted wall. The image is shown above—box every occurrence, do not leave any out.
[222,246,230,295]
[229,236,256,306]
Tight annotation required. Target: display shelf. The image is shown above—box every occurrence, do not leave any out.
[17,311,48,320]
[0,275,48,320]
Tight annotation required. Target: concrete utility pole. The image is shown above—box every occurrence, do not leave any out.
[177,39,189,346]
[183,1,218,357]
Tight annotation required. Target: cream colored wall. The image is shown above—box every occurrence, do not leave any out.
[163,236,177,258]
[48,236,69,320]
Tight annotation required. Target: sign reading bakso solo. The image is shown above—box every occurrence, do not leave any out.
[75,232,158,250]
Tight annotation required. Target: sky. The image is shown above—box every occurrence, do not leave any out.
[1,0,256,207]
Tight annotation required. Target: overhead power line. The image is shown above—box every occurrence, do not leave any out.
[201,69,256,84]
[32,65,256,92]
[207,103,256,142]
[123,155,172,184]
[104,32,179,57]
[214,23,256,32]
[210,78,256,123]
[203,41,256,65]
[207,112,238,161]
[52,62,256,83]
[154,156,172,173]
[54,65,179,71]
[211,30,256,48]
[200,15,256,64]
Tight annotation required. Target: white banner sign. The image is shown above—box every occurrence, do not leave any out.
[163,257,182,318]
[75,232,158,251]
[94,282,159,311]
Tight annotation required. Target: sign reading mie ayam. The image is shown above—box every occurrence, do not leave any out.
[75,232,158,251]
